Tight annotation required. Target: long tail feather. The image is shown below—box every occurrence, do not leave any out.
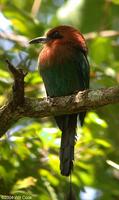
[55,114,77,176]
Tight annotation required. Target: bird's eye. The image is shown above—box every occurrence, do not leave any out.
[51,31,63,39]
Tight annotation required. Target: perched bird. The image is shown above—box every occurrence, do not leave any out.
[29,25,90,176]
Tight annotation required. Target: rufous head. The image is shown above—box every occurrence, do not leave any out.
[29,25,87,53]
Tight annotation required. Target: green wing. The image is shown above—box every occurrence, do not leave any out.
[75,50,90,125]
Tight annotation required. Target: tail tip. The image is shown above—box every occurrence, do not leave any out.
[60,161,73,176]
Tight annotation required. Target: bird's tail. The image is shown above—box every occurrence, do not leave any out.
[55,114,77,176]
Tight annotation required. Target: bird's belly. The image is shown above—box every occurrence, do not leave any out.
[40,65,80,97]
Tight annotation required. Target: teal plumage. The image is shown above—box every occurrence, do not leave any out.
[40,51,89,96]
[29,25,90,176]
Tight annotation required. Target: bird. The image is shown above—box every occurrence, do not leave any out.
[29,25,90,176]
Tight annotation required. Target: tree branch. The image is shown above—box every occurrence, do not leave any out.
[0,30,119,47]
[0,61,119,138]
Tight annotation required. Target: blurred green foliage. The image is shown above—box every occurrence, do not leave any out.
[0,0,119,199]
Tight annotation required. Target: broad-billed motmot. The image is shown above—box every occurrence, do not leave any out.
[29,25,90,176]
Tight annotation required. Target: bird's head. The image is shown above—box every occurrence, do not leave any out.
[29,25,87,53]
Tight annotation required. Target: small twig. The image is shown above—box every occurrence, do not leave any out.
[31,0,41,17]
[5,59,27,106]
[85,30,119,40]
[0,32,28,46]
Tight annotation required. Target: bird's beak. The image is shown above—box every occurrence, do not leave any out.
[29,36,50,44]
